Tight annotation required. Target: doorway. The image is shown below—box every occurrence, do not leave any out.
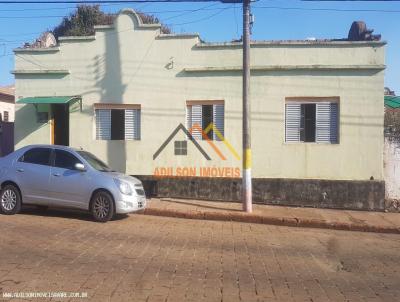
[52,104,69,146]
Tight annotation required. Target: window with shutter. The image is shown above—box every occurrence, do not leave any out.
[285,99,339,144]
[95,105,141,141]
[186,102,225,141]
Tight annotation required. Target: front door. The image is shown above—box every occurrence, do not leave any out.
[52,104,69,146]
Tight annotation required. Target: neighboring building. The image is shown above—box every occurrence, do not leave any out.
[13,10,386,210]
[384,93,400,201]
[0,86,15,156]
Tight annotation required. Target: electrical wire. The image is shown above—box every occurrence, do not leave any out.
[161,2,219,21]
[253,5,400,13]
[0,0,229,4]
[0,3,399,19]
[165,6,229,25]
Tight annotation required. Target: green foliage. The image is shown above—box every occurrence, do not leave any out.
[52,5,171,40]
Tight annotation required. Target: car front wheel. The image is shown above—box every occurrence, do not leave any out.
[90,191,115,222]
[0,184,22,215]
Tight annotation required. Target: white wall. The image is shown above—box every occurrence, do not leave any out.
[0,101,14,122]
[384,137,400,199]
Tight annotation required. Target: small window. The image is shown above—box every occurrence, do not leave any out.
[54,149,82,170]
[174,141,187,156]
[36,112,48,123]
[96,108,140,141]
[285,100,339,144]
[3,111,8,122]
[186,102,224,141]
[20,148,51,166]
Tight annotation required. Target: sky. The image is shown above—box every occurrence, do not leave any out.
[0,0,398,93]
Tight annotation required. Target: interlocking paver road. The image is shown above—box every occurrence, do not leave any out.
[0,208,399,302]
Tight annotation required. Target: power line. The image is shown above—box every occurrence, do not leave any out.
[161,2,219,21]
[253,5,400,13]
[1,5,231,45]
[0,2,127,11]
[0,5,230,17]
[166,6,229,25]
[0,3,399,18]
[0,0,228,4]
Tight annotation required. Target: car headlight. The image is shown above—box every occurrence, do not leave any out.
[114,179,133,195]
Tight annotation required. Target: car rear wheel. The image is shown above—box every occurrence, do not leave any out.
[0,184,22,215]
[90,191,115,223]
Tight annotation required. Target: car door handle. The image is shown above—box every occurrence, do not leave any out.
[53,173,61,177]
[17,168,24,172]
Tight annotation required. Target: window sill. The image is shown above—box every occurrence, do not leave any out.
[283,142,340,145]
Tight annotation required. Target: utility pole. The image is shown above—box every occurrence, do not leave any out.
[242,0,252,213]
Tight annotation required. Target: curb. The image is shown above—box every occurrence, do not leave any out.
[141,208,400,234]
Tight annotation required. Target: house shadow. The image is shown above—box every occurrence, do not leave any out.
[160,198,242,212]
[94,16,127,173]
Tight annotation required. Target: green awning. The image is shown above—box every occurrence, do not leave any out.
[17,96,80,104]
[385,95,400,109]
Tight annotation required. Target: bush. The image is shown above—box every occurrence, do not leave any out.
[52,5,170,40]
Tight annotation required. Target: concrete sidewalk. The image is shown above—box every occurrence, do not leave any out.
[141,198,400,234]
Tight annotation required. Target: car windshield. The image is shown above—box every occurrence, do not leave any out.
[77,151,113,172]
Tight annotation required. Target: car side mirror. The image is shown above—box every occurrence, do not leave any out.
[75,163,86,172]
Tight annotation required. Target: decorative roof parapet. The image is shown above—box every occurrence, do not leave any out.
[11,69,70,75]
[14,47,60,53]
[195,40,387,49]
[183,65,386,73]
[156,33,200,40]
[58,36,96,42]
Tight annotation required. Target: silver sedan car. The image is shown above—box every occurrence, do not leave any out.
[0,145,146,222]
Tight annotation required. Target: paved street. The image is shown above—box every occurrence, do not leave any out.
[0,208,400,302]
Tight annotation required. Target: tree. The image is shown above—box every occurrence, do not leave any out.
[52,5,171,40]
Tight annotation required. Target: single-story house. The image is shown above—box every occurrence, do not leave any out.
[13,9,386,210]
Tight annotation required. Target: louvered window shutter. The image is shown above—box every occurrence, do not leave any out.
[125,109,141,140]
[186,105,192,131]
[285,103,301,142]
[329,103,338,143]
[191,105,202,140]
[96,109,111,140]
[316,103,338,143]
[213,104,224,141]
[316,103,331,143]
[134,109,141,140]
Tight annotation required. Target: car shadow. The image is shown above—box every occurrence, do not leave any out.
[20,206,129,222]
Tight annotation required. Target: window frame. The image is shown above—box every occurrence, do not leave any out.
[186,100,225,141]
[18,147,52,166]
[94,103,141,141]
[284,97,340,145]
[3,111,9,122]
[52,149,83,171]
